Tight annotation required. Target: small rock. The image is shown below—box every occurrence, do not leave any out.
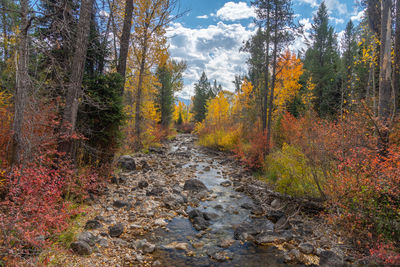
[183,179,207,192]
[118,155,136,171]
[152,260,162,266]
[188,209,203,220]
[319,250,343,267]
[165,241,189,251]
[203,212,218,221]
[154,218,168,227]
[207,249,233,262]
[113,200,131,209]
[192,242,204,249]
[203,166,211,171]
[84,220,102,230]
[219,239,235,248]
[109,223,124,237]
[70,241,92,255]
[114,238,129,247]
[284,249,304,263]
[192,216,210,231]
[271,198,280,209]
[299,242,314,254]
[138,180,149,189]
[255,231,292,245]
[274,215,290,230]
[265,210,285,223]
[98,238,108,247]
[146,187,164,196]
[220,180,232,187]
[240,203,254,210]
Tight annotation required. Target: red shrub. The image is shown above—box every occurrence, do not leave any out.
[234,131,267,169]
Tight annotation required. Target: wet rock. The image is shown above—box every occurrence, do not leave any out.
[163,194,184,210]
[138,180,149,189]
[219,239,235,248]
[214,204,223,210]
[109,223,124,237]
[183,179,207,192]
[192,216,210,230]
[113,200,131,209]
[77,232,98,247]
[319,250,344,267]
[164,241,189,251]
[265,210,285,223]
[240,202,254,210]
[70,241,92,255]
[118,155,136,171]
[192,241,204,249]
[203,166,211,171]
[84,219,102,230]
[299,242,314,254]
[188,209,204,220]
[284,249,305,263]
[220,180,232,187]
[207,248,233,262]
[255,230,293,245]
[203,212,219,221]
[146,187,164,196]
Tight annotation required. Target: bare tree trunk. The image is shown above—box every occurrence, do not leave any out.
[266,15,278,155]
[60,0,94,156]
[11,0,30,166]
[117,0,134,95]
[394,0,400,113]
[378,0,393,156]
[262,14,271,133]
[134,36,148,149]
[1,0,8,60]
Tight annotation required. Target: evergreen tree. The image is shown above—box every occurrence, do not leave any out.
[193,72,211,122]
[304,2,340,117]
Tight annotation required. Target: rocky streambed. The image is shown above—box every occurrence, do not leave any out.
[64,134,358,267]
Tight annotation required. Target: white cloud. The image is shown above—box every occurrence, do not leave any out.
[216,2,256,21]
[196,15,208,19]
[298,0,318,8]
[325,0,348,15]
[351,10,365,22]
[166,22,255,98]
[331,17,344,24]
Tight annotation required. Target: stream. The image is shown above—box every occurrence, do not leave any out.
[145,135,302,266]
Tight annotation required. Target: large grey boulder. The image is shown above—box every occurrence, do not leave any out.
[183,179,207,192]
[118,155,136,171]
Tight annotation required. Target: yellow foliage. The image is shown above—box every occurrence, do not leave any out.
[173,101,192,123]
[275,50,303,109]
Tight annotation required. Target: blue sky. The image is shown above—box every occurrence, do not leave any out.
[167,0,365,99]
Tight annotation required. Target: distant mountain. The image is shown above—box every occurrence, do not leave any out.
[175,97,191,107]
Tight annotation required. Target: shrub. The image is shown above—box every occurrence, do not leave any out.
[265,143,323,197]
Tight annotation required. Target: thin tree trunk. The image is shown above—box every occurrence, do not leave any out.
[262,13,271,133]
[1,0,8,60]
[117,0,134,95]
[11,0,30,166]
[134,35,148,149]
[99,0,115,73]
[60,0,94,156]
[394,0,400,113]
[377,0,392,156]
[266,15,278,155]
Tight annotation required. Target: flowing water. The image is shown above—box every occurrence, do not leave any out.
[146,135,302,266]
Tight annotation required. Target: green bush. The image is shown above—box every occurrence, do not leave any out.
[265,143,322,197]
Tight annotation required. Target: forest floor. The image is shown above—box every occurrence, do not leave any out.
[49,134,362,267]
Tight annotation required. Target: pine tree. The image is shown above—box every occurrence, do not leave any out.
[193,72,211,122]
[304,2,340,117]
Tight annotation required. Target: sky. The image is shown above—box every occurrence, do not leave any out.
[167,0,365,100]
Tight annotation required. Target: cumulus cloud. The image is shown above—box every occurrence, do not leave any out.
[216,2,256,21]
[166,22,255,98]
[331,17,345,24]
[325,0,348,15]
[298,0,318,8]
[197,15,208,19]
[351,9,365,22]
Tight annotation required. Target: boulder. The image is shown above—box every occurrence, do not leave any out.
[118,155,136,171]
[319,250,344,267]
[299,242,314,254]
[183,179,207,192]
[109,223,124,237]
[113,200,131,209]
[265,210,285,223]
[146,187,164,196]
[71,241,92,255]
[84,219,102,230]
[192,216,210,231]
[77,231,98,246]
[255,230,293,245]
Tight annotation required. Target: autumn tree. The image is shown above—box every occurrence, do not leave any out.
[130,0,178,149]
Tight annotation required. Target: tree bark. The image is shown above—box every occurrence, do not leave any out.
[262,12,271,133]
[60,0,94,156]
[11,0,30,165]
[134,34,148,149]
[377,0,392,156]
[117,0,134,95]
[1,0,8,60]
[394,0,400,113]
